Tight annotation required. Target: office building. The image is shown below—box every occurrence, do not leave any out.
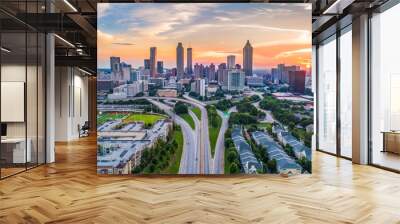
[176,42,184,79]
[208,63,216,81]
[191,78,206,97]
[227,55,236,69]
[187,47,193,75]
[150,77,165,88]
[217,63,227,85]
[130,71,138,82]
[289,70,306,93]
[144,59,150,70]
[150,47,157,77]
[110,57,121,74]
[243,40,253,76]
[157,61,163,74]
[120,62,132,81]
[284,65,300,83]
[246,76,264,87]
[127,82,143,97]
[223,69,245,91]
[194,63,201,78]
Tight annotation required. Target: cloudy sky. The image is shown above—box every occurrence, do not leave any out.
[97,3,311,70]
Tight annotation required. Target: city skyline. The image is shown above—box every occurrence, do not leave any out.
[98,3,311,70]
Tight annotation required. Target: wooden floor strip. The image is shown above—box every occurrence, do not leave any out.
[0,136,400,223]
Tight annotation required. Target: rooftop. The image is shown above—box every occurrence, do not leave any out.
[252,131,302,172]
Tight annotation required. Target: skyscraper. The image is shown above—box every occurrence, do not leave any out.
[243,40,253,76]
[120,62,131,81]
[176,42,184,79]
[227,55,236,69]
[217,63,227,85]
[157,61,163,74]
[208,63,216,81]
[150,47,157,77]
[110,57,121,81]
[194,63,201,78]
[144,59,150,70]
[187,47,193,75]
[110,57,121,73]
[289,70,306,93]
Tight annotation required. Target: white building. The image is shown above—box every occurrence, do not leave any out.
[192,78,206,97]
[127,81,142,97]
[223,69,245,91]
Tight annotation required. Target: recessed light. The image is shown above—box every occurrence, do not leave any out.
[1,47,11,53]
[63,0,78,12]
[54,34,75,48]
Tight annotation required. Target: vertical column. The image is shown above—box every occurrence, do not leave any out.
[46,33,55,163]
[352,14,369,164]
[45,0,55,163]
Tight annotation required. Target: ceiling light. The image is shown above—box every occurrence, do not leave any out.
[1,47,11,53]
[54,34,75,48]
[63,0,78,12]
[323,0,355,15]
[78,67,93,76]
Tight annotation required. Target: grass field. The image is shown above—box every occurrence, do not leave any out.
[123,113,166,126]
[207,108,222,157]
[97,112,128,126]
[180,113,195,130]
[191,107,202,121]
[165,129,184,174]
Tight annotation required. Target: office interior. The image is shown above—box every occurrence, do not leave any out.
[0,0,97,179]
[0,0,399,176]
[314,0,400,172]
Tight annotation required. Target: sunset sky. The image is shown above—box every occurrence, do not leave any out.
[97,3,312,70]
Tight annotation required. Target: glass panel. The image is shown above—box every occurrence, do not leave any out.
[38,32,45,165]
[1,30,27,177]
[371,4,400,171]
[339,28,352,158]
[317,36,337,154]
[27,31,38,169]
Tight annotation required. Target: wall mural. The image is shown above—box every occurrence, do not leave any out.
[97,3,313,175]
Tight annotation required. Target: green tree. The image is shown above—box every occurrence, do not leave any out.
[227,150,238,163]
[229,162,239,174]
[224,138,234,148]
[174,102,188,114]
[267,159,277,173]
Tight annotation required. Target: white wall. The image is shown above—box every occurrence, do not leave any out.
[54,67,89,141]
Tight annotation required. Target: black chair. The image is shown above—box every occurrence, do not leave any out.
[79,121,90,138]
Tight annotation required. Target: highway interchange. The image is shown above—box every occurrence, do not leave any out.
[139,96,230,174]
[113,91,263,174]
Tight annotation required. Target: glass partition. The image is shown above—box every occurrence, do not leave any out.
[1,30,28,177]
[317,35,337,154]
[370,3,400,171]
[0,1,46,179]
[339,27,352,158]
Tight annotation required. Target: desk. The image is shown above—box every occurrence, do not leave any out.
[1,138,31,163]
[382,131,400,154]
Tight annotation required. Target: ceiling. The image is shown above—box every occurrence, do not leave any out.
[0,0,394,74]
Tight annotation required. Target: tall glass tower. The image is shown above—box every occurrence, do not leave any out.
[187,47,193,75]
[176,42,184,79]
[243,40,253,76]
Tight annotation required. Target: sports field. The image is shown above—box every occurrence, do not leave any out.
[123,113,166,126]
[97,112,128,126]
